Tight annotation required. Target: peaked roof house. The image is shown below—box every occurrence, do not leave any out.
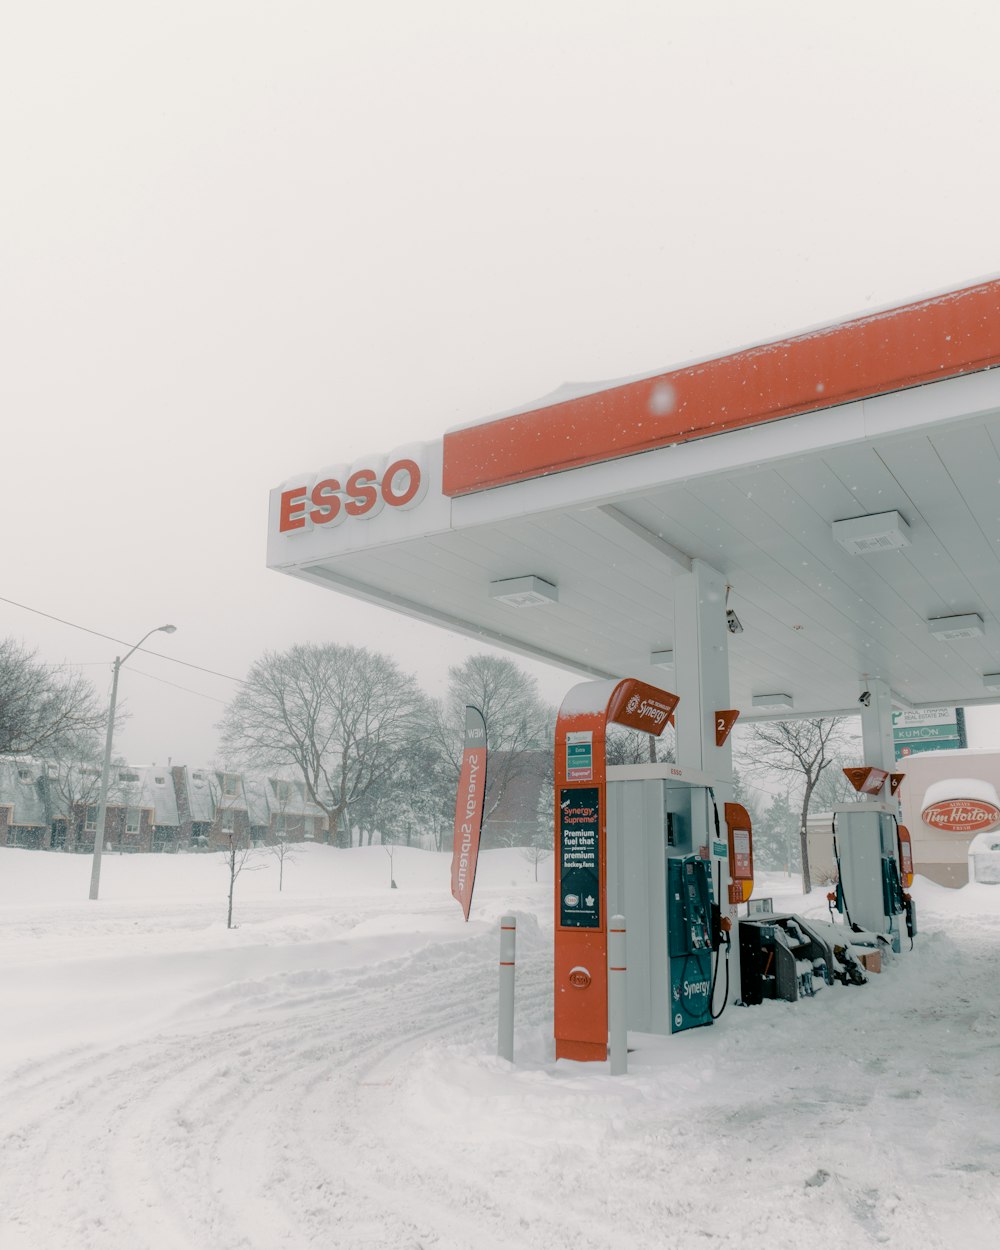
[1,757,331,854]
[0,757,52,849]
[117,765,181,851]
[260,776,329,843]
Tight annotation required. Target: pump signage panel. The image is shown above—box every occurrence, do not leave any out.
[566,731,593,781]
[559,787,600,928]
[606,680,678,735]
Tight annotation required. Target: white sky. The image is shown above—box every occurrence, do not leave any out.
[4,1,1000,763]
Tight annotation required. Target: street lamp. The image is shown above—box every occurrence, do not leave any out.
[88,624,177,900]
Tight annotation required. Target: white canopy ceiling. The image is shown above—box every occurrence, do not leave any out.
[268,282,1000,719]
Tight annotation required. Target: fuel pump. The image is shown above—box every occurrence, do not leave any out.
[830,801,910,952]
[896,822,917,944]
[553,677,750,1062]
[605,766,745,1036]
[666,854,716,1031]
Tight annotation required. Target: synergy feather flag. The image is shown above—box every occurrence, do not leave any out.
[450,705,487,921]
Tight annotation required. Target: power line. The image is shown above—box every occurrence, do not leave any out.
[0,593,245,685]
[127,667,231,706]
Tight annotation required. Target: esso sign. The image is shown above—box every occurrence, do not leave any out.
[921,799,1000,834]
[278,454,427,534]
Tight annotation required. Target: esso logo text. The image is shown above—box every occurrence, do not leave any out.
[921,799,1000,834]
[278,454,427,534]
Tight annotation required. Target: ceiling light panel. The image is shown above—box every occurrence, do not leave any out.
[832,511,911,555]
[928,614,984,641]
[752,693,794,709]
[489,575,559,608]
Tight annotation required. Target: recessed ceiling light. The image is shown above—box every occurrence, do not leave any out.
[752,693,794,709]
[928,614,984,640]
[489,575,558,608]
[650,649,674,669]
[984,673,1000,693]
[832,511,911,555]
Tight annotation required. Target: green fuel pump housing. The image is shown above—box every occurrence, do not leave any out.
[667,856,715,1033]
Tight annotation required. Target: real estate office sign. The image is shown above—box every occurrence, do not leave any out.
[892,707,966,760]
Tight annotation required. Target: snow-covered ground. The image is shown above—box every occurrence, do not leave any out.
[1,846,998,1250]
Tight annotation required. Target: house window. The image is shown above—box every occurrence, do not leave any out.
[126,807,141,835]
[221,808,235,833]
[273,779,292,802]
[154,775,165,786]
[18,767,32,782]
[275,813,286,834]
[120,772,139,784]
[223,773,240,798]
[85,806,98,832]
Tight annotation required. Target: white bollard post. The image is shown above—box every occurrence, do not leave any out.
[608,914,627,1075]
[498,915,516,1062]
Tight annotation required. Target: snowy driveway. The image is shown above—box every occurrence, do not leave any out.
[1,849,998,1249]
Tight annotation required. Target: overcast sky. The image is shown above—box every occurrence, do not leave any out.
[4,1,1000,764]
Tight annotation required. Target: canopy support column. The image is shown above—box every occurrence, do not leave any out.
[860,677,896,779]
[673,559,732,778]
[672,560,741,1005]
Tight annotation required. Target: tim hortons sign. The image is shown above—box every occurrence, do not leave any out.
[920,798,1000,834]
[277,448,429,534]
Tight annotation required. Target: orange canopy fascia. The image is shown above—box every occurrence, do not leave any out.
[443,277,1000,497]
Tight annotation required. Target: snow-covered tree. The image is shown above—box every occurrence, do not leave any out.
[737,717,854,893]
[431,653,552,831]
[0,639,105,758]
[219,643,428,848]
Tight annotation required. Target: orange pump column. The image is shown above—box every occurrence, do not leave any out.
[553,678,677,1062]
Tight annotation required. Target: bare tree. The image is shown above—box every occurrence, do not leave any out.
[521,748,554,881]
[737,717,853,893]
[219,644,428,848]
[606,724,674,766]
[431,654,552,841]
[270,832,297,891]
[384,842,397,888]
[221,831,260,929]
[350,731,449,849]
[41,731,103,850]
[0,640,105,757]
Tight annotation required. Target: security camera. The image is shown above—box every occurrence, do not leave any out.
[726,610,743,635]
[859,691,871,707]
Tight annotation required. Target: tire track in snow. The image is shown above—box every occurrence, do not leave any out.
[0,924,551,1250]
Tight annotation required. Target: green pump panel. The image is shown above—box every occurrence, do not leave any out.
[667,856,714,1033]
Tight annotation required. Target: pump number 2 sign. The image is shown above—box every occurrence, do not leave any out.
[559,787,600,928]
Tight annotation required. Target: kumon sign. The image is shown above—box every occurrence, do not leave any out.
[920,798,1000,834]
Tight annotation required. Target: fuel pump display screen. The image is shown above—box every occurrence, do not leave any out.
[559,786,600,928]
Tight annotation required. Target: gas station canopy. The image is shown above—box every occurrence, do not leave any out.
[268,277,1000,719]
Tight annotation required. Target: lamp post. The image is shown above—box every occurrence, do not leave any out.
[88,624,177,900]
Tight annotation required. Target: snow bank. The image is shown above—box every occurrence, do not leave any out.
[1,846,998,1249]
